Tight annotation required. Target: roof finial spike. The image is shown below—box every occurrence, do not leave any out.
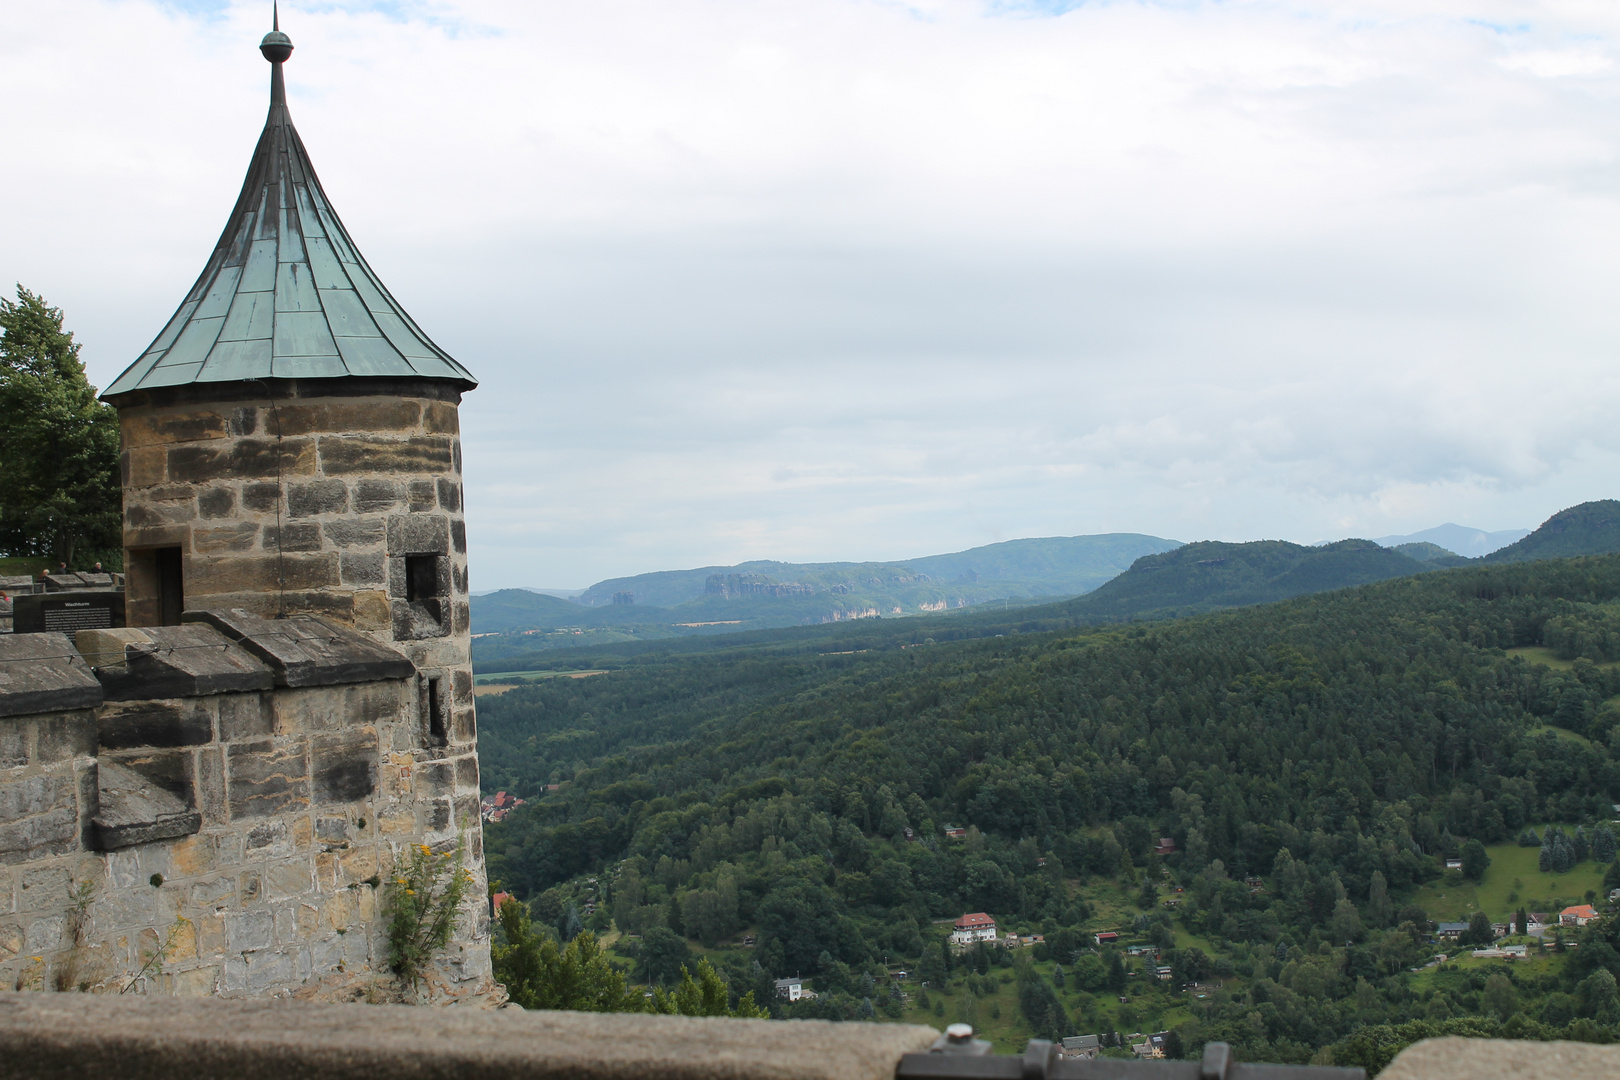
[260,3,294,106]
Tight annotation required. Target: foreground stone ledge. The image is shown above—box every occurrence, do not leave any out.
[1381,1036,1620,1080]
[0,993,940,1080]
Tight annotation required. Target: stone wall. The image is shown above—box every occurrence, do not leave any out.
[0,614,491,1001]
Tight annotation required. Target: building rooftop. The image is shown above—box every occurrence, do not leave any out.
[103,15,476,402]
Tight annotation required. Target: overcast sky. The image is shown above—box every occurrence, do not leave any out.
[7,1,1620,589]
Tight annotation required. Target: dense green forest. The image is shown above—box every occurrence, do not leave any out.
[482,554,1620,1068]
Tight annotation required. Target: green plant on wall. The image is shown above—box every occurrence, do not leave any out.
[385,839,473,994]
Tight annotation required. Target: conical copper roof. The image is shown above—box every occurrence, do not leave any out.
[104,21,475,400]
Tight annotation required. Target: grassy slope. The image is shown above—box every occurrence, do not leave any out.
[1410,839,1607,922]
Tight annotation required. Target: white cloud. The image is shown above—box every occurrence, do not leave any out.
[5,0,1620,586]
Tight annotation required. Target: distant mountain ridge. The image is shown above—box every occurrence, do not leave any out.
[471,500,1620,643]
[1372,523,1529,557]
[572,534,1181,609]
[471,533,1181,637]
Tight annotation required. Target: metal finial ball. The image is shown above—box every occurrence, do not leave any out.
[260,30,293,64]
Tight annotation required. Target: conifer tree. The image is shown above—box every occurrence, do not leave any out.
[0,287,121,567]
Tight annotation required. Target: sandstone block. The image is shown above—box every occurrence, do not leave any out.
[312,731,378,806]
[192,522,259,555]
[352,479,402,513]
[167,438,316,484]
[196,746,226,824]
[378,807,415,835]
[170,964,219,996]
[428,798,451,831]
[125,446,166,488]
[386,516,449,559]
[241,483,281,513]
[0,727,24,770]
[435,478,461,512]
[408,480,436,512]
[219,693,273,742]
[316,436,452,476]
[267,861,312,901]
[272,399,422,437]
[263,523,323,553]
[451,518,467,555]
[323,519,384,548]
[98,700,213,750]
[187,553,339,596]
[227,407,258,437]
[454,756,479,793]
[423,400,460,435]
[225,908,274,952]
[228,742,310,819]
[189,875,236,907]
[315,817,347,844]
[340,551,385,587]
[352,590,392,635]
[287,480,349,518]
[121,410,229,449]
[126,500,196,529]
[197,487,237,519]
[34,713,97,764]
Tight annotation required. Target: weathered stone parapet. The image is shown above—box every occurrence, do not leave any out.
[0,994,941,1080]
[0,614,490,1001]
[1379,1036,1620,1079]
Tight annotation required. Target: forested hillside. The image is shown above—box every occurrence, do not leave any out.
[483,555,1620,1066]
[1483,501,1620,564]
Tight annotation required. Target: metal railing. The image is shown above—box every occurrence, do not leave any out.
[897,1027,1365,1080]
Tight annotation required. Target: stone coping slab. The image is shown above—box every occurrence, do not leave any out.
[1382,1036,1620,1080]
[0,633,102,718]
[184,608,415,687]
[0,993,938,1080]
[85,625,275,700]
[91,759,202,850]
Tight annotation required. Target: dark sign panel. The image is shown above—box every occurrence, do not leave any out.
[12,592,126,634]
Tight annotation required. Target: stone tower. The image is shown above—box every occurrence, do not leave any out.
[91,17,491,994]
[101,20,477,711]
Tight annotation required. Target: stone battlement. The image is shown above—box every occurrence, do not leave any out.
[0,613,491,1000]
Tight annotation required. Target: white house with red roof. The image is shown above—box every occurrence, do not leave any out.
[951,912,998,944]
[1561,904,1599,926]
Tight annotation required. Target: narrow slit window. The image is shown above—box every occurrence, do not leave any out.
[427,676,446,745]
[156,546,184,626]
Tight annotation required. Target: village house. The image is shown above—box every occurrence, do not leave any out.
[774,976,806,1001]
[1060,1035,1101,1060]
[1562,904,1599,926]
[1132,1033,1172,1058]
[1154,838,1178,857]
[1095,931,1120,946]
[1436,922,1470,941]
[1445,859,1463,871]
[480,789,526,822]
[951,912,998,945]
[943,825,967,840]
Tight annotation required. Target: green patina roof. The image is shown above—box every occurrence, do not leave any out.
[104,26,476,401]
